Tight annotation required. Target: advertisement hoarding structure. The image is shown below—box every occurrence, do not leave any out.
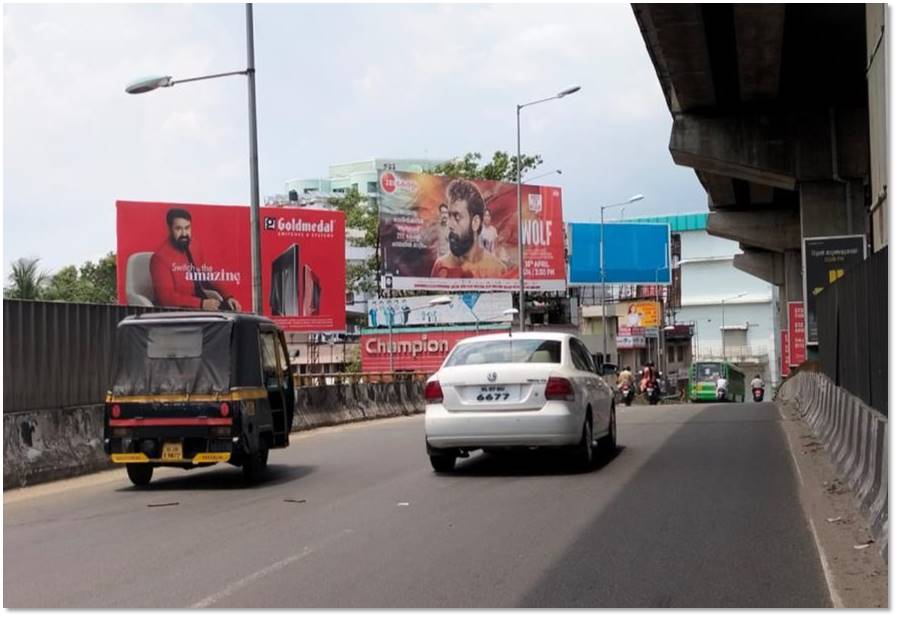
[802,234,867,345]
[366,292,513,328]
[361,325,510,373]
[568,222,672,285]
[116,200,346,332]
[378,171,566,292]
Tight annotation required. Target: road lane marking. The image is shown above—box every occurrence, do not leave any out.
[190,528,354,608]
[807,518,843,608]
[775,403,805,487]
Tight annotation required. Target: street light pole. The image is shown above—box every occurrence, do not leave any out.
[125,3,263,315]
[245,4,262,315]
[599,194,645,368]
[516,86,580,333]
[516,103,524,332]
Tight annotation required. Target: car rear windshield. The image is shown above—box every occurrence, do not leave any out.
[445,339,562,366]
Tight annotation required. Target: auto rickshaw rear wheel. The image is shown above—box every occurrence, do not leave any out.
[242,438,269,481]
[126,464,153,487]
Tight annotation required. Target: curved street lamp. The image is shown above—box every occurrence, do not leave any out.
[125,4,263,315]
[516,86,581,332]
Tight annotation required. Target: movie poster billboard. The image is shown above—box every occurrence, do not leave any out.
[802,234,867,345]
[366,292,513,328]
[116,201,345,332]
[378,171,566,292]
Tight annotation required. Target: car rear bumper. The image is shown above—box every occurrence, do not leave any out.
[424,401,583,449]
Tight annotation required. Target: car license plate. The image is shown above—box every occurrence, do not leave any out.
[161,441,183,461]
[465,385,520,403]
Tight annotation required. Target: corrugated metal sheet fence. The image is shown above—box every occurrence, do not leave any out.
[816,246,888,415]
[3,300,173,414]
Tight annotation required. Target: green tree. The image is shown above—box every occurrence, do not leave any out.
[429,151,543,183]
[329,188,380,295]
[4,257,49,299]
[42,265,81,301]
[77,252,117,303]
[13,252,118,304]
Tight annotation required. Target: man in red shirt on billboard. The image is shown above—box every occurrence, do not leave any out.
[431,179,507,279]
[150,208,242,311]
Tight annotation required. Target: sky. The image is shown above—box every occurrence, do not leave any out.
[3,2,708,278]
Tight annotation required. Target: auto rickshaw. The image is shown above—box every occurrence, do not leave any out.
[104,311,295,486]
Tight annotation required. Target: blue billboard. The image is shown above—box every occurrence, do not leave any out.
[569,222,671,284]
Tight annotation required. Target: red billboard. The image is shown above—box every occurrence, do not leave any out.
[378,171,566,292]
[116,201,345,332]
[361,327,507,373]
[787,301,806,366]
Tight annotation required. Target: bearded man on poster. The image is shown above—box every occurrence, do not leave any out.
[430,179,507,279]
[150,208,242,311]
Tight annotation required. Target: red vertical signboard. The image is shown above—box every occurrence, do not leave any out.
[787,302,806,366]
[781,329,790,377]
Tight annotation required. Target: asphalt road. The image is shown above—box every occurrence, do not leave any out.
[4,402,831,608]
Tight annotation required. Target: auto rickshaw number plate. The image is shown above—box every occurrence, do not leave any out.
[162,441,183,461]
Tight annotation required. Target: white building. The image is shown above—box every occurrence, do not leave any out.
[627,212,779,387]
[285,158,446,201]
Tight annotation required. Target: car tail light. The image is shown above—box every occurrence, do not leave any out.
[545,377,575,401]
[219,402,230,417]
[424,380,444,403]
[110,404,121,418]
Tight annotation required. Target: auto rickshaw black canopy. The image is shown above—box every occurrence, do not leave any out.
[111,312,276,396]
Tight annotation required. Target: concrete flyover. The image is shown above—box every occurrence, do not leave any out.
[632,4,887,348]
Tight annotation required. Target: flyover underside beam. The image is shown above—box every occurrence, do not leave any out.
[733,4,785,103]
[733,248,784,285]
[632,4,715,113]
[670,113,796,190]
[707,209,801,253]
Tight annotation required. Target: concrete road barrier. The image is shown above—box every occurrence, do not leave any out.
[3,405,112,489]
[777,371,888,562]
[3,382,425,489]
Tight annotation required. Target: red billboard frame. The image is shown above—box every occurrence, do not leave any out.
[116,200,345,332]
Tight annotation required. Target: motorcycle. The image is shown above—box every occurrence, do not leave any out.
[752,387,764,402]
[645,382,660,406]
[620,384,635,407]
[716,387,728,402]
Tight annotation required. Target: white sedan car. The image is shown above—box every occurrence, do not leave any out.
[424,332,617,472]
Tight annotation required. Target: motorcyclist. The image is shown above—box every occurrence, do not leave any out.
[618,366,634,389]
[716,375,728,398]
[750,374,765,390]
[640,363,656,392]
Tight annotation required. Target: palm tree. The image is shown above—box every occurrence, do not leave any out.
[5,257,48,299]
